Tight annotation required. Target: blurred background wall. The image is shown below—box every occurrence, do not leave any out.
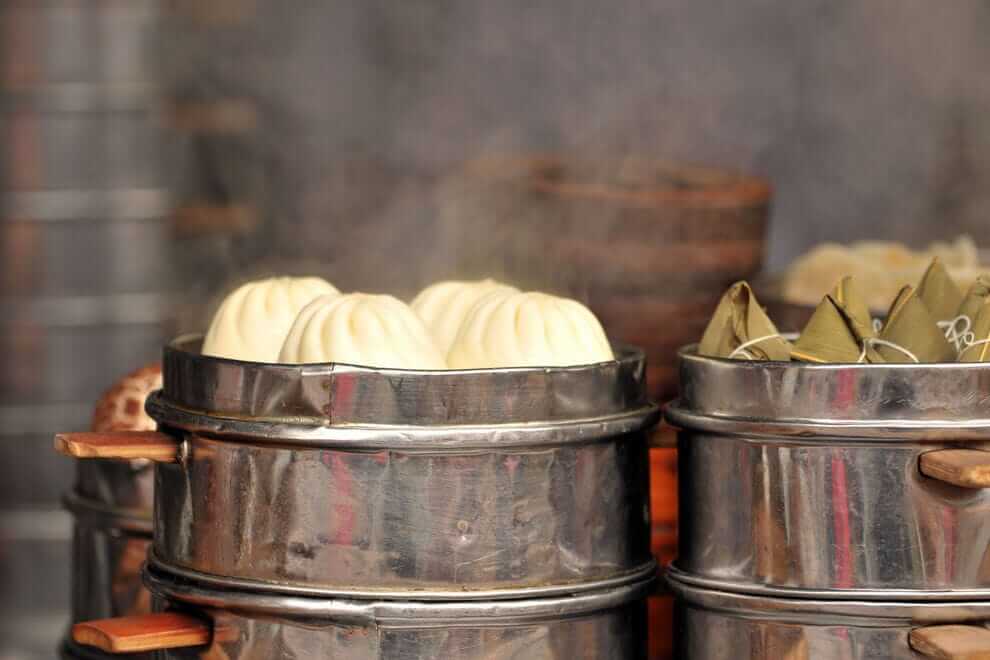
[198,0,988,272]
[1,0,988,658]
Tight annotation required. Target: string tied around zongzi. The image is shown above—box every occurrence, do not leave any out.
[937,314,976,352]
[697,281,792,361]
[728,333,786,360]
[856,337,919,363]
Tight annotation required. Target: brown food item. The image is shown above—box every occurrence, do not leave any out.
[91,364,163,433]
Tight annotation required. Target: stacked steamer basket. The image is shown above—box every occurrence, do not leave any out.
[436,155,771,658]
[64,366,161,660]
[0,1,172,656]
[666,351,990,659]
[58,335,660,659]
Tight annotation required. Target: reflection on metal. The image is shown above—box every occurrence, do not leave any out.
[147,338,657,598]
[669,347,990,597]
[63,493,153,660]
[669,573,990,660]
[145,562,653,660]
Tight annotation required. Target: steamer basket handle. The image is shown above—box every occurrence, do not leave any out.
[920,449,990,489]
[54,431,181,463]
[73,613,212,653]
[910,624,990,659]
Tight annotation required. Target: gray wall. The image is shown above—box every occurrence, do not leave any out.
[242,0,990,271]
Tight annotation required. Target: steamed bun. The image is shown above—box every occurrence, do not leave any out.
[278,293,447,369]
[411,279,519,354]
[447,291,614,368]
[202,276,338,362]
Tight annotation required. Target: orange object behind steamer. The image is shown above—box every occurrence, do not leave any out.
[649,439,678,660]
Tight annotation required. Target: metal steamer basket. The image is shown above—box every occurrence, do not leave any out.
[61,335,658,658]
[666,348,990,600]
[61,492,153,660]
[669,573,990,660]
[69,563,650,659]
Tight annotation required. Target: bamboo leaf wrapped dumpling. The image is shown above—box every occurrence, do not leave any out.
[411,279,519,355]
[278,293,447,369]
[957,275,990,328]
[875,285,955,363]
[447,291,614,368]
[698,282,791,361]
[202,276,339,362]
[791,277,881,363]
[959,300,990,362]
[916,257,964,325]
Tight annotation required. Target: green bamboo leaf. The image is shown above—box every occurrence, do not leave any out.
[957,275,990,325]
[959,300,990,362]
[917,257,963,324]
[878,285,956,363]
[698,282,791,361]
[791,277,882,363]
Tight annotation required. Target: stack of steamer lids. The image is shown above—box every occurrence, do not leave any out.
[665,264,990,660]
[0,0,174,655]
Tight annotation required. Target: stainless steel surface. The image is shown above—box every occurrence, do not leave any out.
[64,493,152,660]
[72,462,155,521]
[146,336,656,598]
[1,0,160,89]
[69,518,151,618]
[157,336,654,442]
[62,639,124,660]
[1,218,172,297]
[668,347,990,598]
[669,346,990,440]
[146,563,652,660]
[2,110,165,190]
[1,321,170,403]
[669,573,990,660]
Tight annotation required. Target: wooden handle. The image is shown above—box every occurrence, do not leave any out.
[910,624,990,659]
[54,431,180,462]
[920,450,990,488]
[73,613,211,653]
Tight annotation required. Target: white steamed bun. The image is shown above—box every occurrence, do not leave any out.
[202,276,338,362]
[410,279,519,354]
[278,293,447,369]
[447,291,614,368]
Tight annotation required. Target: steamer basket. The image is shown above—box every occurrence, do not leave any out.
[69,563,652,660]
[1,110,165,190]
[1,318,171,403]
[58,336,659,599]
[61,493,153,660]
[669,573,990,660]
[1,216,172,297]
[1,0,159,90]
[667,348,990,599]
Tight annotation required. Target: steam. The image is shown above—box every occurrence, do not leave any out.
[169,0,990,315]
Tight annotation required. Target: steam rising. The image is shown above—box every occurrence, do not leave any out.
[170,0,990,320]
